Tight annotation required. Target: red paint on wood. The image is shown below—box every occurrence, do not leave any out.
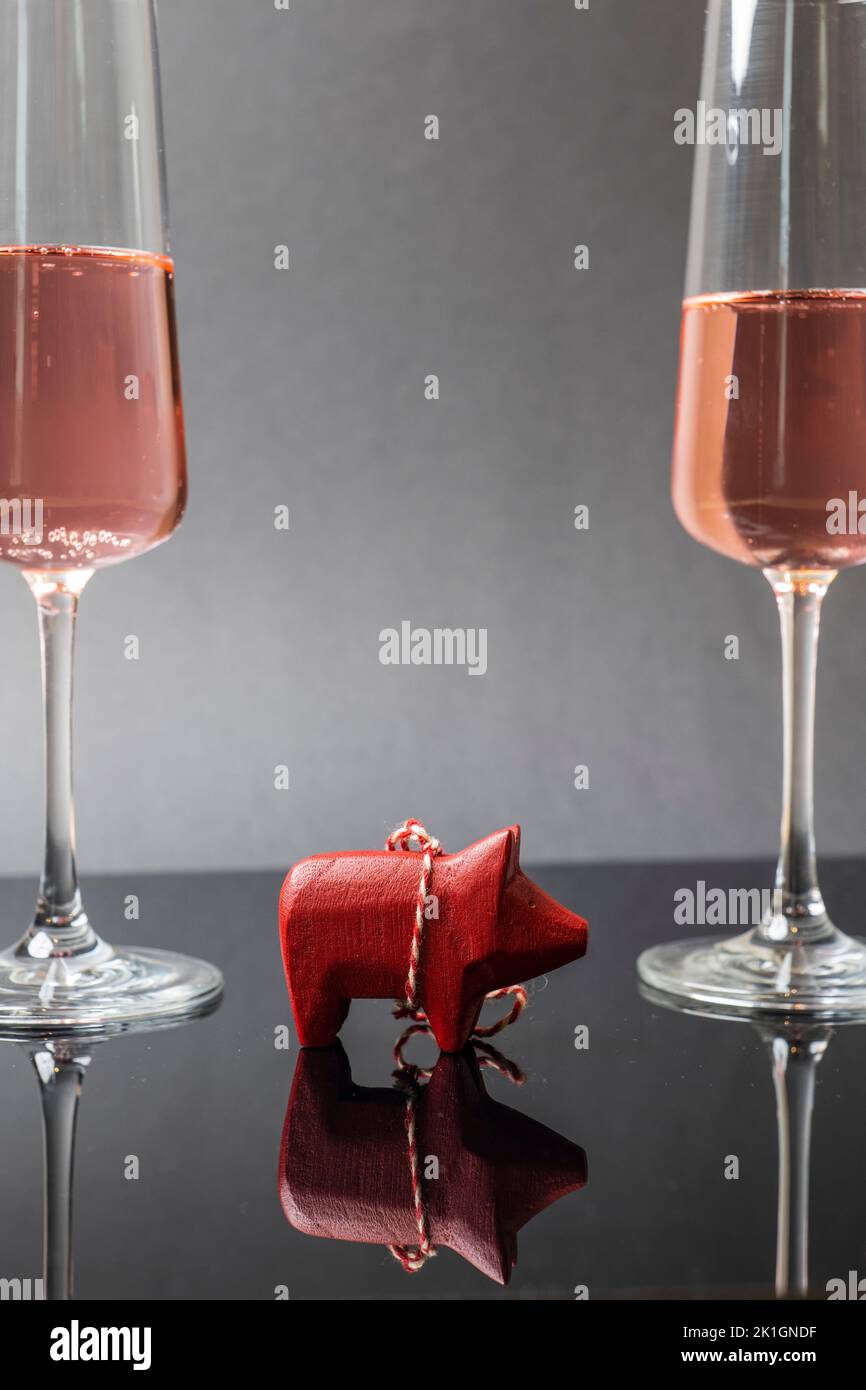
[279,826,588,1052]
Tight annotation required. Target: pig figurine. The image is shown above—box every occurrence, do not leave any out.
[279,825,588,1052]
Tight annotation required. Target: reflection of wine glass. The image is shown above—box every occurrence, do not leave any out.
[0,1,222,1027]
[2,997,221,1300]
[641,980,834,1299]
[640,0,866,1017]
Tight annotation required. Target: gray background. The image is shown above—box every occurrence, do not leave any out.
[1,0,864,877]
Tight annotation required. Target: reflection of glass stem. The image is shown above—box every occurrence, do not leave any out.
[760,1026,830,1298]
[30,1043,91,1301]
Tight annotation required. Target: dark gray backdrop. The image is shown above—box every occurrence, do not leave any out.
[1,0,864,876]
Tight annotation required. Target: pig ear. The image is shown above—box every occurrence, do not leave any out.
[503,825,521,879]
[460,825,522,889]
[479,825,521,880]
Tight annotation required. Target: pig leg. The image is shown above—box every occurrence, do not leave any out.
[422,992,480,1054]
[290,985,351,1048]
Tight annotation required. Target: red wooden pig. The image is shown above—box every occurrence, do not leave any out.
[278,1041,588,1284]
[279,825,588,1052]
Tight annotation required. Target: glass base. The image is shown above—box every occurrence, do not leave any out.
[638,925,866,1022]
[0,937,224,1036]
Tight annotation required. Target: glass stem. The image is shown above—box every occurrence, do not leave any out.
[31,1041,91,1301]
[19,571,96,959]
[761,569,836,946]
[759,1025,829,1299]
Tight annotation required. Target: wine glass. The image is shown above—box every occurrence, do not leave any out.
[0,0,222,1029]
[639,0,866,1017]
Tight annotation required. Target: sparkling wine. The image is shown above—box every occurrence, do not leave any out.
[672,289,866,570]
[0,245,186,570]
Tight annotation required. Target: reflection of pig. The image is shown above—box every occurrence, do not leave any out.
[279,826,588,1052]
[279,1042,588,1285]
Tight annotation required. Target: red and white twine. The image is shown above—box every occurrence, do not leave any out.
[386,817,442,1024]
[388,1069,436,1273]
[385,818,527,1273]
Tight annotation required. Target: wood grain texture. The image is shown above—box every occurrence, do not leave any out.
[279,1042,588,1285]
[279,826,588,1051]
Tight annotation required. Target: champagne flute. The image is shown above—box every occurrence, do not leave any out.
[0,0,222,1028]
[639,0,866,1017]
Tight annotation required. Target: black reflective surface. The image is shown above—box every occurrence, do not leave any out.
[0,859,864,1301]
